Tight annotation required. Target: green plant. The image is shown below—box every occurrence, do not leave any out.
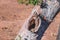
[29,0,38,5]
[18,0,43,5]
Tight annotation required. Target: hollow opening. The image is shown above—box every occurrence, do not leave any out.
[28,18,36,31]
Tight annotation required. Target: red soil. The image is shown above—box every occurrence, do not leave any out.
[0,0,34,40]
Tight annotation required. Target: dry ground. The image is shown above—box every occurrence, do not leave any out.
[0,0,60,40]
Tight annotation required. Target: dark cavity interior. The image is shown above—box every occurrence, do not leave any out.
[28,19,36,31]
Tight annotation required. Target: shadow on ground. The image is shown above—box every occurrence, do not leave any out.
[36,18,50,40]
[36,8,60,40]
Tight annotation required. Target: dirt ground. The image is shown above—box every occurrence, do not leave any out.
[0,0,60,40]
